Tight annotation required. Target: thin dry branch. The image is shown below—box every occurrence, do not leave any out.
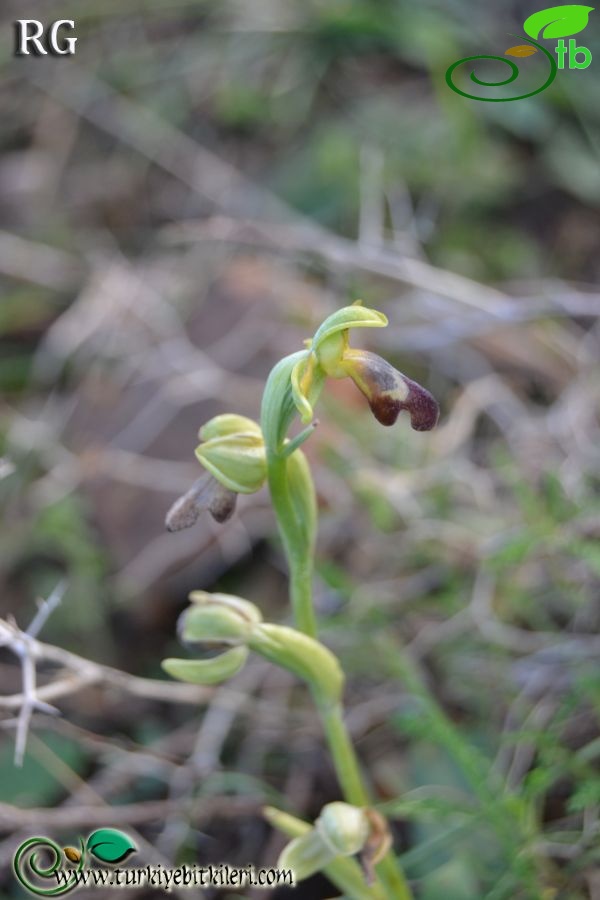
[0,795,259,831]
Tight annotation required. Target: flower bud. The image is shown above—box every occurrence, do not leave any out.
[182,591,262,645]
[278,802,370,882]
[196,433,266,494]
[317,802,371,856]
[162,592,262,686]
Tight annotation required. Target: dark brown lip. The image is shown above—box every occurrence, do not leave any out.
[345,351,439,430]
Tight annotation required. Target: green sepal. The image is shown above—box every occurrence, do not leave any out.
[311,304,388,357]
[278,828,338,882]
[199,413,262,441]
[195,432,266,493]
[188,590,263,624]
[180,604,256,647]
[161,646,249,684]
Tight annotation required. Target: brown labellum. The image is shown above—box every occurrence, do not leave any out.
[207,484,238,523]
[165,473,237,530]
[344,351,439,431]
[505,45,538,56]
[165,486,203,532]
[63,847,81,863]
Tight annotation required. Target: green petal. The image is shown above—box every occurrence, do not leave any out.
[199,414,262,441]
[188,591,263,625]
[312,303,388,356]
[161,646,249,684]
[291,355,316,424]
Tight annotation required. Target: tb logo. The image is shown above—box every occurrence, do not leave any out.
[14,20,77,56]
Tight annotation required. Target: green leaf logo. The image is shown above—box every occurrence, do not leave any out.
[523,5,594,39]
[86,829,137,864]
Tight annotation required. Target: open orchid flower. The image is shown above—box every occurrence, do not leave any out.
[290,302,439,431]
[165,414,266,530]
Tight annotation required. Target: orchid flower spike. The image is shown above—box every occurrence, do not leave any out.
[292,302,439,431]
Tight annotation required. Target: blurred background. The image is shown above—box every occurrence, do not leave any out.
[0,0,599,897]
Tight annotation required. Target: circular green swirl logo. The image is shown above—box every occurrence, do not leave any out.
[13,837,85,896]
[445,5,593,101]
[445,36,557,101]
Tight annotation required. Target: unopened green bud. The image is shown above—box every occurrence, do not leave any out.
[196,433,266,494]
[265,806,383,899]
[278,802,370,882]
[162,646,248,684]
[199,414,262,441]
[163,593,263,688]
[318,802,370,856]
[181,591,262,644]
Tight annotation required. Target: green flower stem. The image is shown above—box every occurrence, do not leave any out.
[318,700,414,900]
[317,700,369,807]
[266,453,413,900]
[289,551,317,639]
[375,853,414,900]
